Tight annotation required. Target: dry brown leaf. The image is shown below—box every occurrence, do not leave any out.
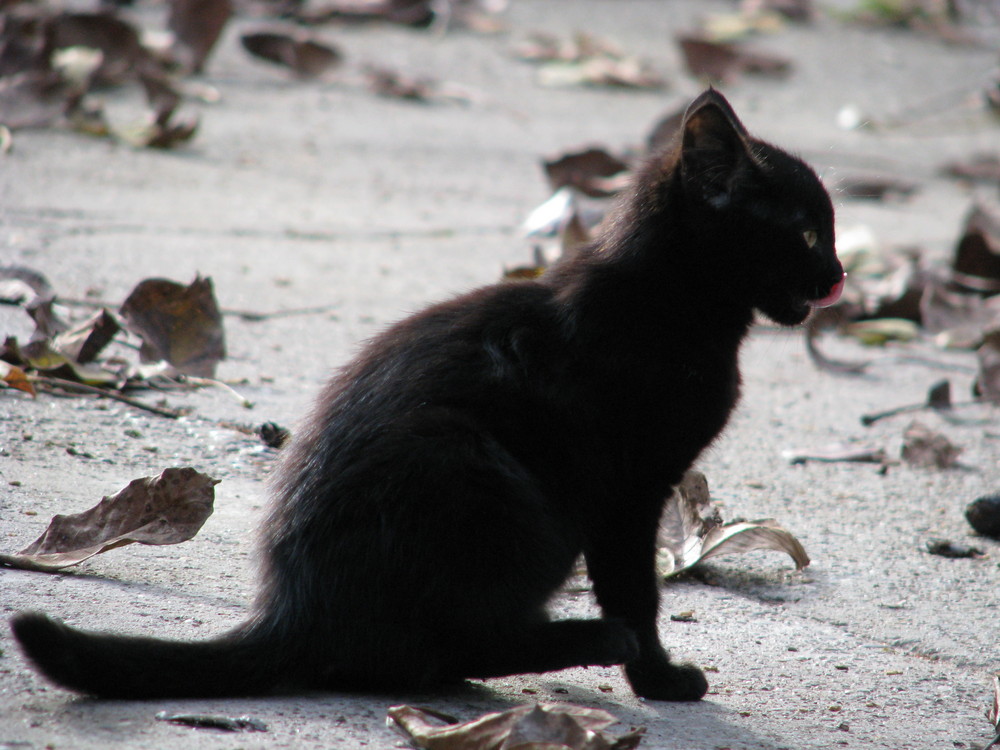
[901,420,962,469]
[386,703,643,750]
[543,147,630,198]
[0,361,35,396]
[740,0,814,21]
[119,275,226,377]
[676,34,791,84]
[657,470,809,577]
[975,328,1000,401]
[950,203,1000,295]
[0,467,218,572]
[168,0,233,73]
[48,11,147,86]
[241,31,342,78]
[51,308,120,364]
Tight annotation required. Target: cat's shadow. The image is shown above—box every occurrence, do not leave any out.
[55,679,776,748]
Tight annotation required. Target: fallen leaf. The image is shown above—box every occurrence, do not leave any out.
[676,34,791,84]
[657,470,809,577]
[950,203,1000,295]
[1,336,120,387]
[364,66,436,102]
[975,328,1000,401]
[843,317,919,346]
[921,276,1000,348]
[258,421,291,449]
[155,712,267,732]
[295,0,436,27]
[51,308,120,364]
[0,361,35,396]
[119,275,226,377]
[966,494,1000,539]
[537,56,666,90]
[740,0,814,22]
[543,147,630,197]
[925,539,985,559]
[900,420,962,469]
[167,0,233,73]
[386,703,644,750]
[514,31,622,63]
[48,11,147,86]
[0,467,218,572]
[116,110,199,149]
[241,31,342,78]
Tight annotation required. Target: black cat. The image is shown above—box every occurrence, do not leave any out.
[11,89,844,702]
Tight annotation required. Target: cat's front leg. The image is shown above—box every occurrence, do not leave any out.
[584,514,708,702]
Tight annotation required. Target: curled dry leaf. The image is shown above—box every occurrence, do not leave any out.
[48,11,147,86]
[51,308,120,364]
[119,275,226,377]
[543,147,630,198]
[975,328,1000,401]
[900,420,962,469]
[0,361,35,396]
[657,470,809,577]
[676,34,791,84]
[925,539,985,559]
[741,0,814,22]
[0,467,218,572]
[167,0,233,74]
[387,703,644,750]
[241,31,342,78]
[950,202,1000,295]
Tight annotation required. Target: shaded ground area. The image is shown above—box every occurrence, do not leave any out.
[1,1,999,748]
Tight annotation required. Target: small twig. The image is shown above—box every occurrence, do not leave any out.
[179,376,253,408]
[31,375,185,419]
[222,304,341,322]
[861,398,994,427]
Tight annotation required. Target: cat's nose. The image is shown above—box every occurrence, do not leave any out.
[807,272,846,308]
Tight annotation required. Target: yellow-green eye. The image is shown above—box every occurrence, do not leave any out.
[803,230,818,249]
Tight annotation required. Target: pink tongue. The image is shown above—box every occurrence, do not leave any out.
[808,273,846,308]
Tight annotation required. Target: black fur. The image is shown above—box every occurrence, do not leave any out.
[11,89,843,701]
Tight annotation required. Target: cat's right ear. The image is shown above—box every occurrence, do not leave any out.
[679,89,753,208]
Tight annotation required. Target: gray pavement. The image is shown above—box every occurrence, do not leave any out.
[1,1,999,748]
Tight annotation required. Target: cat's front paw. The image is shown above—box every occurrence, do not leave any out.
[625,659,708,701]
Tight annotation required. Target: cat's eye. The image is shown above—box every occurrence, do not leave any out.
[803,230,818,249]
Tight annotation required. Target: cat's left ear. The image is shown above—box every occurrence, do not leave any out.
[680,89,754,208]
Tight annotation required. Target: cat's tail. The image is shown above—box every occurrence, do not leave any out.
[10,611,290,699]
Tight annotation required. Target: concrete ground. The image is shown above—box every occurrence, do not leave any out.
[1,1,999,748]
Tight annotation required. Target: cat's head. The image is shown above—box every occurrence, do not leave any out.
[678,89,845,326]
